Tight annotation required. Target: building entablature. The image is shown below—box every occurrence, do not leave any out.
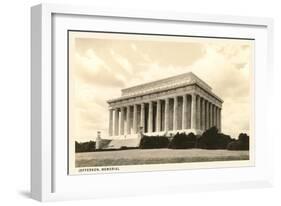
[108,84,222,109]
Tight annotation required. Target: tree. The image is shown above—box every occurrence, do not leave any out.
[227,133,249,150]
[197,127,234,149]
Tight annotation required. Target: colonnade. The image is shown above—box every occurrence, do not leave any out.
[109,93,221,136]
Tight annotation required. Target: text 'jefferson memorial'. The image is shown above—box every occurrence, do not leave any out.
[107,72,223,139]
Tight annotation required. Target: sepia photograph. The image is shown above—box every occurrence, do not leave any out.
[68,31,253,175]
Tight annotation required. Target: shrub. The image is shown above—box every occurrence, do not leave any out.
[197,127,234,149]
[226,141,239,150]
[169,132,197,149]
[227,133,249,150]
[238,133,249,146]
[139,135,170,149]
[216,133,233,149]
[197,127,219,149]
[120,146,128,150]
[75,141,96,153]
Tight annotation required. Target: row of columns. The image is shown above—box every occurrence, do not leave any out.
[109,93,221,136]
[195,95,222,132]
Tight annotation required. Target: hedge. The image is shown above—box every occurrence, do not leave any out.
[227,133,249,150]
[139,135,170,149]
[168,132,197,149]
[75,141,96,153]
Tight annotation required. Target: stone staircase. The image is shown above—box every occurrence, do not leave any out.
[100,137,141,150]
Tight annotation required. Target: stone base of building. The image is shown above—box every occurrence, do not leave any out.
[98,129,205,150]
[109,133,141,140]
[98,137,141,150]
[144,129,203,137]
[109,129,203,140]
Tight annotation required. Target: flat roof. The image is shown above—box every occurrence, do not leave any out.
[107,72,223,103]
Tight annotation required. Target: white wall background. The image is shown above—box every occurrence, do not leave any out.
[0,0,280,205]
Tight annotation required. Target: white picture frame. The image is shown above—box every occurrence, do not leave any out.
[31,3,274,202]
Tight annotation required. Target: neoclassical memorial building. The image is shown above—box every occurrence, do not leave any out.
[107,72,223,139]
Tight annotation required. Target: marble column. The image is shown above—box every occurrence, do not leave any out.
[210,104,213,127]
[214,106,217,128]
[220,109,222,129]
[114,108,119,136]
[109,109,113,136]
[191,94,197,130]
[213,105,216,128]
[206,101,209,129]
[182,94,187,130]
[126,106,130,135]
[196,96,201,129]
[216,107,218,130]
[120,107,125,135]
[133,104,138,134]
[164,98,169,131]
[156,100,161,132]
[140,103,145,128]
[215,106,219,128]
[186,95,191,129]
[173,96,178,131]
[218,108,221,132]
[201,98,206,131]
[148,101,153,133]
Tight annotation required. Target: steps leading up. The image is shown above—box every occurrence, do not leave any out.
[100,137,141,150]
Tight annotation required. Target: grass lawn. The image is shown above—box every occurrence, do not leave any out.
[75,149,249,167]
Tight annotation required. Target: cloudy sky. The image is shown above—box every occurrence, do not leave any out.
[69,32,252,142]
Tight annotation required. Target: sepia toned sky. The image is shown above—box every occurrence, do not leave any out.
[70,32,252,142]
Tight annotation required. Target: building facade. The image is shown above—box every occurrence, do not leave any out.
[107,72,223,139]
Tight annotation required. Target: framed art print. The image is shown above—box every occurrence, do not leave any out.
[31,3,274,201]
